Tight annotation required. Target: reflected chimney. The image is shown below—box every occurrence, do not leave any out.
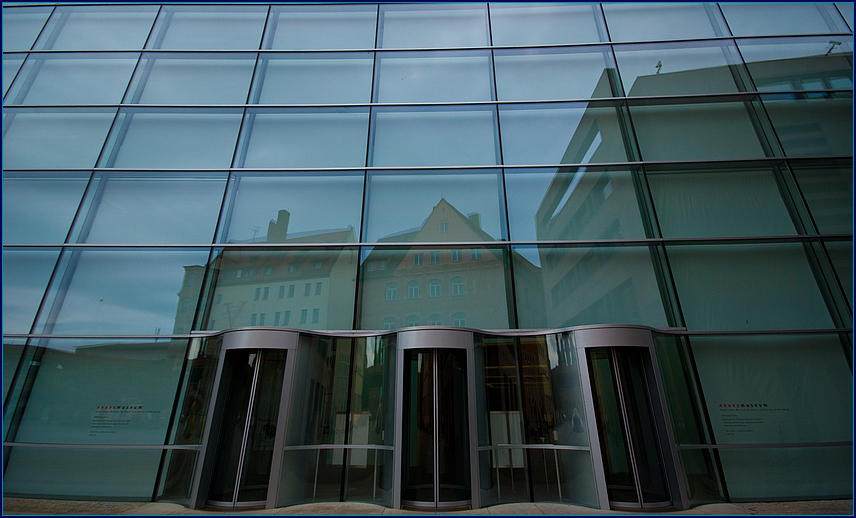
[267,209,290,243]
[467,212,482,229]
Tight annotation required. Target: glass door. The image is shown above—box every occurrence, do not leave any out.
[207,349,287,508]
[401,349,471,510]
[587,347,671,510]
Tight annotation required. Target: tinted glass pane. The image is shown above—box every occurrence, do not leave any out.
[35,248,210,335]
[370,106,498,167]
[252,53,374,104]
[489,3,604,46]
[2,108,115,169]
[836,2,854,31]
[614,41,743,96]
[3,339,26,402]
[602,3,727,42]
[221,172,363,244]
[126,53,256,105]
[6,54,138,105]
[204,248,358,331]
[791,164,853,235]
[668,243,835,330]
[375,50,493,102]
[737,37,853,92]
[359,247,511,330]
[148,6,267,50]
[35,5,158,50]
[494,47,616,101]
[238,108,369,168]
[512,245,668,329]
[265,4,378,50]
[720,3,850,37]
[762,95,853,158]
[630,102,767,161]
[99,109,243,169]
[826,240,853,309]
[3,173,89,244]
[647,168,797,238]
[71,174,226,244]
[349,336,396,446]
[2,6,53,51]
[364,170,504,242]
[505,168,646,242]
[2,249,60,334]
[4,55,26,96]
[379,4,488,48]
[499,103,629,165]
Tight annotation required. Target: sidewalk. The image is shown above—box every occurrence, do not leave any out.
[3,498,853,516]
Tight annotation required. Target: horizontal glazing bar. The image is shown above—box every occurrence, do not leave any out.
[280,444,394,451]
[676,442,852,450]
[477,444,591,451]
[2,442,203,450]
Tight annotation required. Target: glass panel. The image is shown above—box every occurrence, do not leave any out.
[370,106,499,167]
[264,4,378,51]
[478,448,529,505]
[2,172,89,244]
[557,449,598,506]
[379,4,488,49]
[364,170,504,243]
[71,173,226,244]
[601,3,728,42]
[3,338,26,402]
[836,2,855,31]
[221,172,362,245]
[2,248,60,335]
[34,248,210,335]
[511,245,669,329]
[252,53,374,104]
[402,350,434,503]
[826,240,853,309]
[488,3,605,46]
[5,53,137,105]
[375,50,493,102]
[359,247,511,330]
[278,448,344,505]
[238,108,369,168]
[437,349,471,503]
[494,46,617,101]
[125,53,256,105]
[720,3,851,37]
[505,168,647,242]
[3,447,162,498]
[2,6,53,51]
[99,109,243,169]
[614,41,744,96]
[156,449,198,505]
[499,103,629,166]
[737,36,853,93]
[349,336,396,447]
[762,95,853,158]
[34,5,158,50]
[204,248,358,331]
[2,108,115,169]
[651,334,710,446]
[147,5,267,50]
[792,164,852,235]
[344,448,393,506]
[677,449,726,506]
[4,55,26,96]
[629,102,767,161]
[647,167,798,238]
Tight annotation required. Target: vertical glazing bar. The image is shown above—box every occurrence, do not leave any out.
[231,353,261,507]
[313,448,320,501]
[610,349,643,506]
[495,449,501,501]
[554,448,562,502]
[433,351,440,508]
[373,449,377,502]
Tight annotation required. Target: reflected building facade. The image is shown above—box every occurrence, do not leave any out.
[2,2,853,512]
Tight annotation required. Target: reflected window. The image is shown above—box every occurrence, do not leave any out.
[429,314,442,325]
[429,280,441,298]
[452,277,465,297]
[383,318,395,330]
[737,36,854,93]
[407,281,420,299]
[406,315,420,327]
[761,95,852,158]
[283,311,291,326]
[430,251,441,264]
[451,250,463,262]
[386,283,397,301]
[453,313,466,326]
[413,254,423,266]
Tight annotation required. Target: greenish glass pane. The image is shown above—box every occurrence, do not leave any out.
[126,53,256,105]
[2,6,53,51]
[3,108,115,169]
[489,3,604,46]
[836,2,854,31]
[378,4,488,49]
[499,103,629,166]
[148,5,267,50]
[792,164,853,234]
[602,3,728,42]
[668,243,835,331]
[615,41,743,96]
[253,53,374,104]
[166,336,221,446]
[647,168,797,238]
[505,168,646,242]
[221,172,362,245]
[475,335,523,447]
[343,449,393,506]
[375,50,493,103]
[738,36,853,93]
[2,173,89,244]
[3,447,162,498]
[204,248,358,331]
[278,448,343,506]
[35,5,158,50]
[359,247,511,330]
[264,4,377,50]
[156,449,198,505]
[677,449,726,506]
[826,240,853,310]
[630,102,767,161]
[3,55,25,96]
[720,3,851,37]
[762,95,853,158]
[2,249,60,335]
[3,339,26,403]
[558,449,598,507]
[494,47,616,101]
[364,170,504,243]
[651,333,709,445]
[349,337,396,447]
[511,245,668,329]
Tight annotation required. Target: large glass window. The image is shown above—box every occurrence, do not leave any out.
[146,5,268,50]
[4,55,26,96]
[378,4,489,49]
[374,50,493,102]
[488,3,605,46]
[720,3,851,37]
[251,53,374,104]
[2,5,54,51]
[2,248,61,335]
[263,4,378,50]
[737,36,853,93]
[601,3,728,42]
[761,95,852,158]
[33,4,158,50]
[2,172,89,244]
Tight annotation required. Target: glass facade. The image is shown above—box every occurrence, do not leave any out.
[2,2,852,511]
